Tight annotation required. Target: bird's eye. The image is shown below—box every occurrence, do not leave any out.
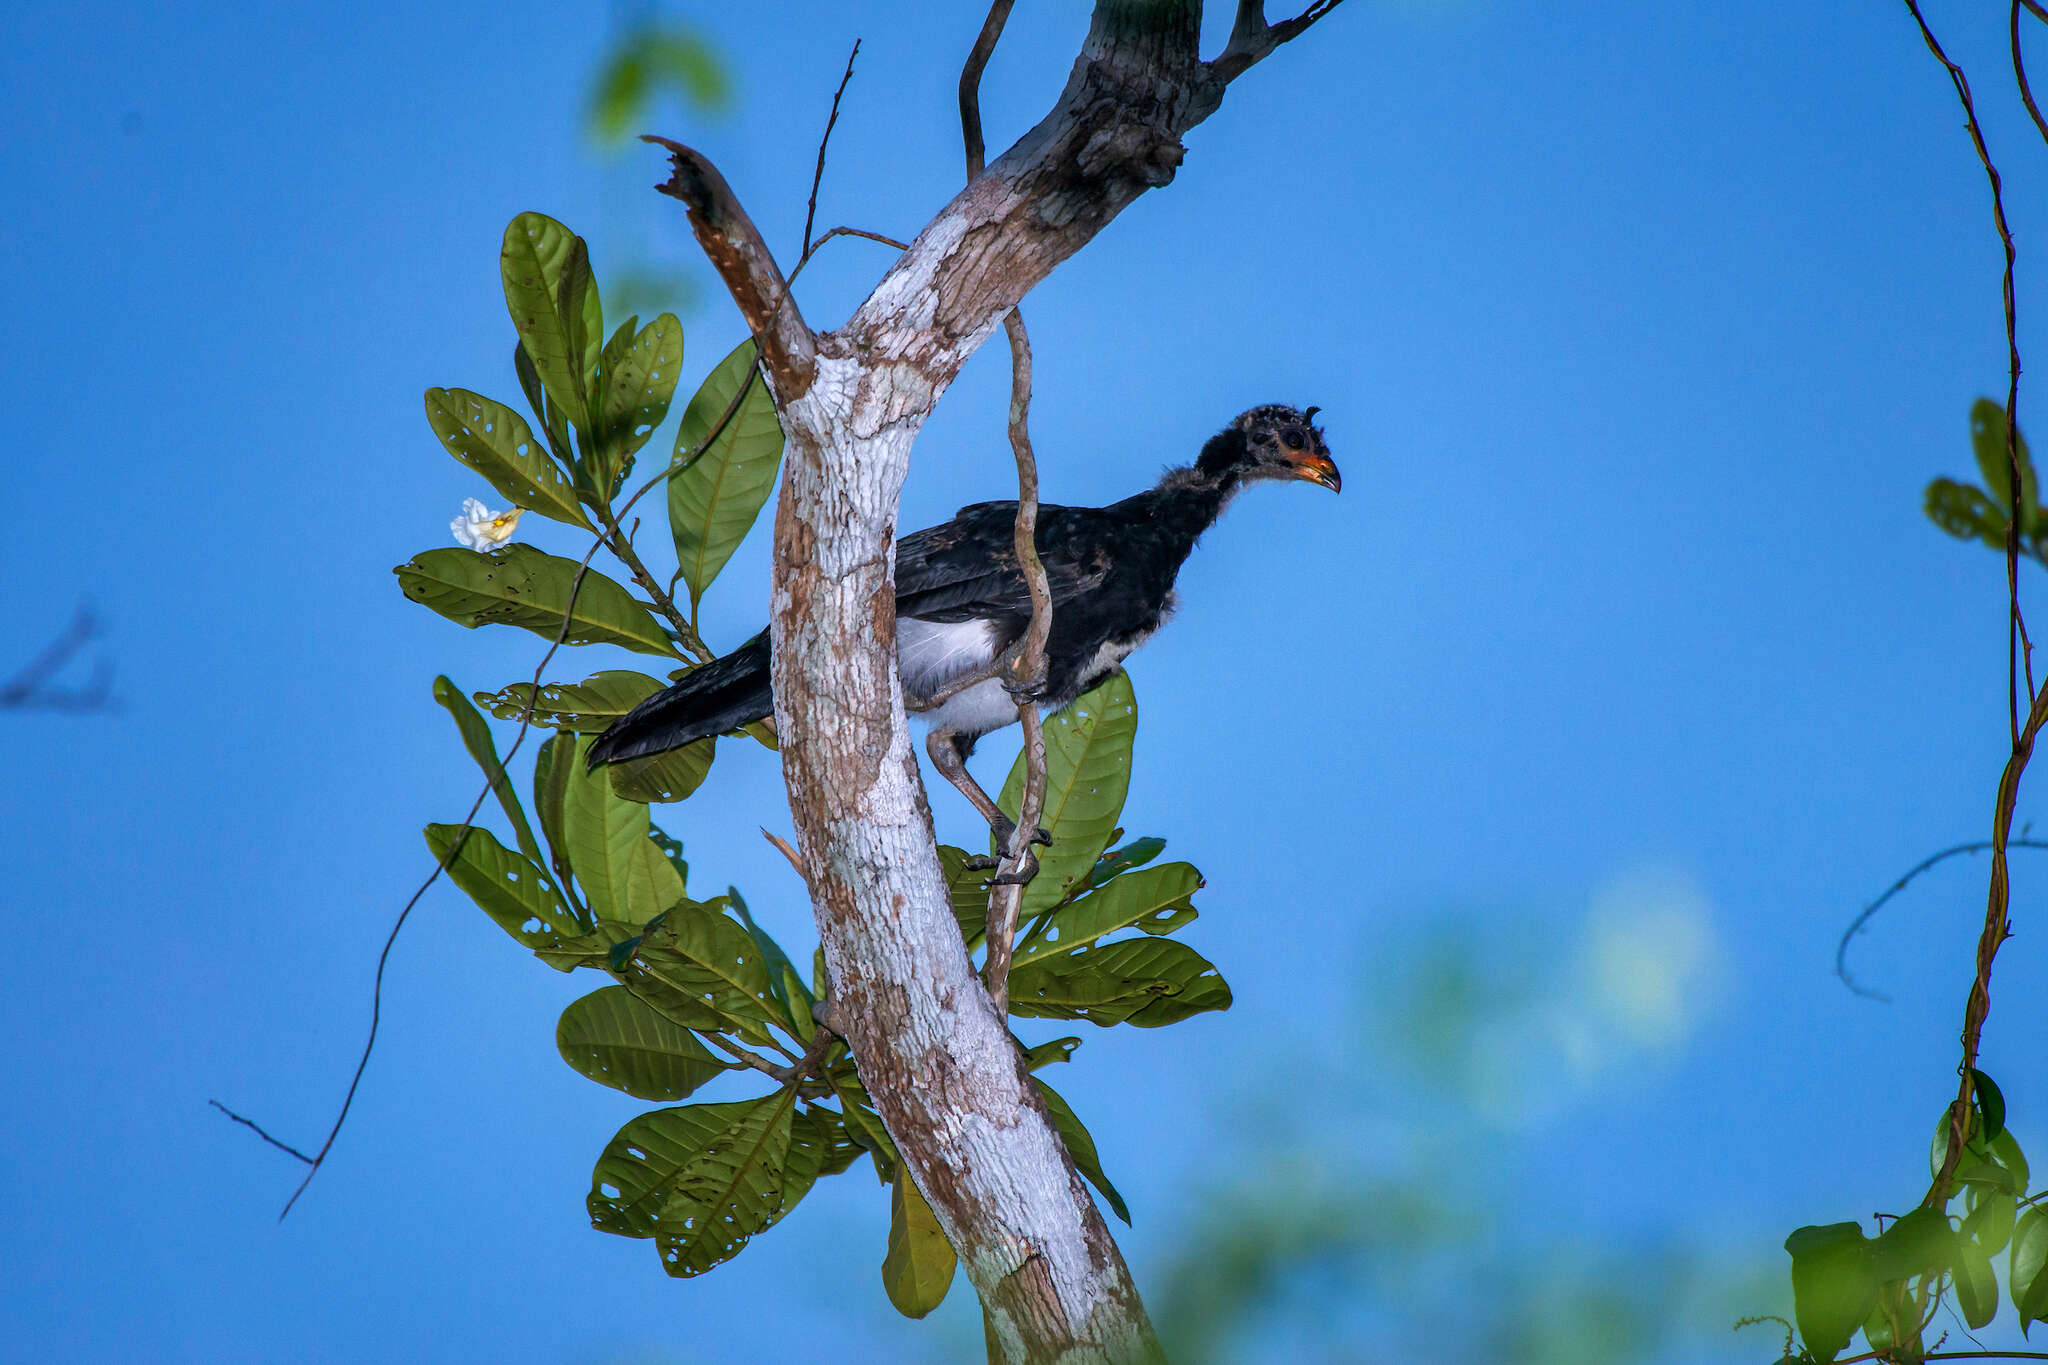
[1280,426,1306,449]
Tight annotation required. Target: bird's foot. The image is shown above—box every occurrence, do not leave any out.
[1004,674,1050,705]
[990,856,1040,887]
[989,813,1054,851]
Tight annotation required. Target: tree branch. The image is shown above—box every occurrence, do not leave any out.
[642,136,818,400]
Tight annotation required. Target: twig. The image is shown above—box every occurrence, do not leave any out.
[1211,1,1349,85]
[1836,839,2048,999]
[1903,0,2043,1212]
[760,827,806,878]
[802,40,862,261]
[959,1,1052,1018]
[0,604,111,712]
[794,225,910,278]
[959,1,1016,180]
[984,310,1051,1017]
[206,1099,316,1164]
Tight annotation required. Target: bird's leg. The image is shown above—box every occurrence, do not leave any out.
[927,731,1050,867]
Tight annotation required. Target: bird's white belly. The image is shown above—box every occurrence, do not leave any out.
[896,617,1001,697]
[917,676,1019,738]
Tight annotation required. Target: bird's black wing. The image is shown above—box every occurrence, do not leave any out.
[895,501,1118,622]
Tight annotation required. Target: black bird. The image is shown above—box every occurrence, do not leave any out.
[588,404,1340,838]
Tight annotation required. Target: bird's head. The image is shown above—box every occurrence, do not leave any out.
[1196,404,1340,493]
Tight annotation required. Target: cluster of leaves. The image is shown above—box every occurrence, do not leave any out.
[1776,1074,2044,1362]
[1924,398,2047,565]
[398,213,1231,1317]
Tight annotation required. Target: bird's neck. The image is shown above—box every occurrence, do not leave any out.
[1143,463,1241,546]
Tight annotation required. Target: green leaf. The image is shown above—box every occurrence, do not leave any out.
[1958,1238,2000,1330]
[1023,1037,1081,1070]
[607,739,717,804]
[1973,1069,2008,1141]
[561,735,684,925]
[623,899,782,1044]
[532,732,582,910]
[396,545,678,657]
[1071,836,1168,900]
[998,672,1138,915]
[587,27,729,142]
[1926,477,2009,548]
[2015,1206,2048,1334]
[1785,1222,1879,1365]
[1992,1128,2031,1193]
[1035,1078,1129,1224]
[939,844,995,947]
[1008,937,1232,1028]
[1015,862,1202,969]
[424,823,580,945]
[424,388,589,530]
[728,888,813,1036]
[501,213,592,424]
[432,676,546,874]
[1869,1206,1952,1282]
[477,670,665,731]
[532,918,642,973]
[1967,1190,2019,1255]
[669,339,785,611]
[516,340,574,463]
[556,985,734,1100]
[595,313,683,476]
[587,1091,798,1276]
[882,1169,957,1318]
[1971,397,2040,534]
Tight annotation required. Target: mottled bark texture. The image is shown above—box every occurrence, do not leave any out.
[653,5,1339,1360]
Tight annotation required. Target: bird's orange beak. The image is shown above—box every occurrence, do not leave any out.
[1292,452,1341,493]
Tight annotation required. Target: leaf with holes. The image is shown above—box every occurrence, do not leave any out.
[532,918,642,973]
[478,670,666,731]
[1008,936,1231,1028]
[607,739,716,804]
[425,823,580,946]
[669,339,784,612]
[561,735,684,924]
[532,731,581,908]
[424,387,588,529]
[938,844,994,947]
[557,984,733,1100]
[998,672,1137,915]
[1035,1078,1129,1224]
[501,212,595,423]
[432,675,546,871]
[587,1091,797,1277]
[882,1169,957,1318]
[1925,477,2008,549]
[1069,835,1168,901]
[623,899,781,1044]
[396,544,678,657]
[1971,397,2041,535]
[594,313,683,481]
[1015,862,1201,969]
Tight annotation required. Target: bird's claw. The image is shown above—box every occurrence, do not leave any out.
[989,814,1054,852]
[991,860,1040,887]
[1004,675,1050,705]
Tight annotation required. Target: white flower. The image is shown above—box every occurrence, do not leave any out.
[451,497,525,550]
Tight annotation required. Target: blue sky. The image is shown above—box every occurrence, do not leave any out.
[5,2,2046,1361]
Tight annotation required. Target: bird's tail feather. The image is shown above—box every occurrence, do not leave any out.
[586,630,773,768]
